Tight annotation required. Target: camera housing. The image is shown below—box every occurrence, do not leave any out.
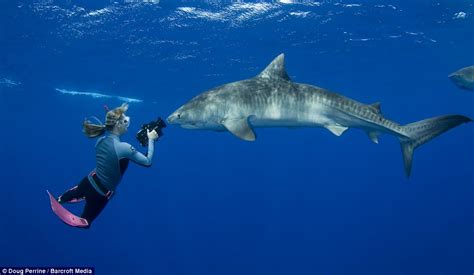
[136,117,167,146]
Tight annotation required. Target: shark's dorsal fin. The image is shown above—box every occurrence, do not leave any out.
[222,116,256,141]
[369,102,382,114]
[257,54,291,81]
[325,124,348,136]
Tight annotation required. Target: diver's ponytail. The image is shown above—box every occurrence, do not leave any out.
[83,103,129,138]
[83,117,106,138]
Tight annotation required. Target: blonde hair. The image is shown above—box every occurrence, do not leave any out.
[83,103,129,138]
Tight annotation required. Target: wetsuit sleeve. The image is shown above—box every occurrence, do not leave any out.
[118,140,155,167]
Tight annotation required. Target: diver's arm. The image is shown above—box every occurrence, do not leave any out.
[125,139,155,167]
[119,129,158,167]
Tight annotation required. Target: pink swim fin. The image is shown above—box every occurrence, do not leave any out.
[47,190,89,228]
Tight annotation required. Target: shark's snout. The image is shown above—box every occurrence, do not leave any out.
[167,112,181,124]
[167,114,176,124]
[448,73,458,79]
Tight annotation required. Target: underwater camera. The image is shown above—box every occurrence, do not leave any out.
[136,117,167,146]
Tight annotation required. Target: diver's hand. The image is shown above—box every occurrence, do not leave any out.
[147,129,159,141]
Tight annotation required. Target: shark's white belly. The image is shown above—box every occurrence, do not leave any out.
[244,100,387,134]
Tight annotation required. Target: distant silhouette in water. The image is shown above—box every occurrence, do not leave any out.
[449,66,474,91]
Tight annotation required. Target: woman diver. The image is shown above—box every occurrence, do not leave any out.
[55,103,159,228]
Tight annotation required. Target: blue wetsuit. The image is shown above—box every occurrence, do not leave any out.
[59,133,155,226]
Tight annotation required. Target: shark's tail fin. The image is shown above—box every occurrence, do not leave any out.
[399,115,472,177]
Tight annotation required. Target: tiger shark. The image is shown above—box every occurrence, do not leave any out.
[167,54,472,177]
[449,65,474,91]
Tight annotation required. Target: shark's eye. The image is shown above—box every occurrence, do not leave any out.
[177,114,181,119]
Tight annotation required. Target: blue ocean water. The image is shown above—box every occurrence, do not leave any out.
[1,1,473,274]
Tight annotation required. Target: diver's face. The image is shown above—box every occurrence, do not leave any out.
[116,115,130,134]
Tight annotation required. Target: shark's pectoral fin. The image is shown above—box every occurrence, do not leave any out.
[325,124,349,136]
[222,117,256,141]
[367,131,379,144]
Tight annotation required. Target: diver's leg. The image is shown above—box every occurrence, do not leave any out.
[80,181,109,226]
[58,177,88,203]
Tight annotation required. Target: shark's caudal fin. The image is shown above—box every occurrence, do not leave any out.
[399,115,472,177]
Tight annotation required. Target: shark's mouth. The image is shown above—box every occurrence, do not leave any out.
[181,124,199,129]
